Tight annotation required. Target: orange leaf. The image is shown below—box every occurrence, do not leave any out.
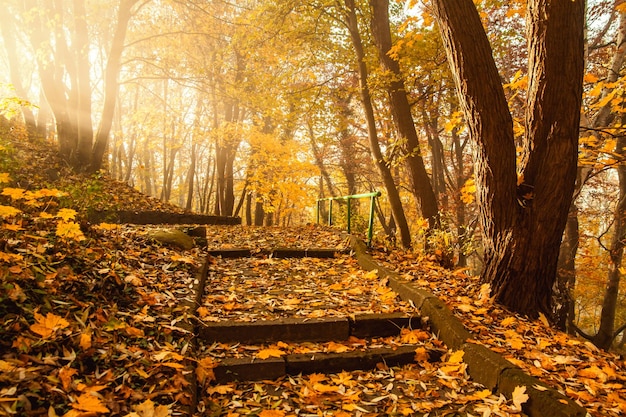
[130,399,171,417]
[59,367,77,391]
[196,357,217,384]
[256,348,286,360]
[71,393,110,413]
[401,329,430,344]
[259,411,286,417]
[79,330,92,350]
[125,326,145,337]
[326,341,350,353]
[446,350,465,364]
[30,312,70,339]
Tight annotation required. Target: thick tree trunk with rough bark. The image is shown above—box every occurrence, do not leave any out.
[432,0,584,317]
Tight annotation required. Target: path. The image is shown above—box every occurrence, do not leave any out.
[169,224,585,417]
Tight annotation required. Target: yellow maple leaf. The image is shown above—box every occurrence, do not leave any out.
[460,178,476,204]
[307,373,326,384]
[30,312,70,339]
[256,348,286,360]
[56,208,77,221]
[0,204,21,218]
[30,188,67,199]
[1,187,25,200]
[56,221,85,241]
[401,328,430,344]
[0,173,11,183]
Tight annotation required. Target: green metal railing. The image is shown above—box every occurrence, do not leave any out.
[316,191,381,246]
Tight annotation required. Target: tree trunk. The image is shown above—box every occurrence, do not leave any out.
[555,205,579,334]
[369,0,439,230]
[0,16,37,137]
[73,0,94,170]
[432,0,584,317]
[308,121,337,197]
[185,141,197,211]
[593,130,626,349]
[344,0,412,248]
[92,0,138,172]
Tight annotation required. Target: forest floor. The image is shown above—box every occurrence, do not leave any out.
[0,131,624,417]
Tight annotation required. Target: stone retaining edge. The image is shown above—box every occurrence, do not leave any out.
[348,236,587,417]
[177,255,212,415]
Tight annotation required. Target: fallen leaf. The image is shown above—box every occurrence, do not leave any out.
[59,367,78,391]
[71,393,110,413]
[259,411,285,417]
[196,357,217,384]
[256,348,286,359]
[259,410,285,417]
[126,399,171,417]
[511,385,529,411]
[30,312,70,339]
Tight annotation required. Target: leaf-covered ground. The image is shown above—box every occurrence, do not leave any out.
[0,133,623,417]
[369,250,626,417]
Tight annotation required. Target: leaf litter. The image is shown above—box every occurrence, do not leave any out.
[368,247,625,417]
[0,137,619,416]
[196,226,530,416]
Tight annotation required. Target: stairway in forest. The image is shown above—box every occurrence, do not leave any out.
[195,246,443,384]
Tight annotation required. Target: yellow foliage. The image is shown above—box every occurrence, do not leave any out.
[56,221,86,242]
[56,208,77,221]
[460,178,476,204]
[1,187,25,200]
[0,173,11,183]
[0,204,21,218]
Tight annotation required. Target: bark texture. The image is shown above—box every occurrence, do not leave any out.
[432,0,584,317]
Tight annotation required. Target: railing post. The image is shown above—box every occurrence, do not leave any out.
[346,197,351,234]
[316,199,321,224]
[367,193,378,246]
[316,191,380,246]
[328,199,333,226]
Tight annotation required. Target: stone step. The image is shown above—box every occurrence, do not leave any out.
[212,345,445,383]
[207,247,349,259]
[198,313,421,344]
